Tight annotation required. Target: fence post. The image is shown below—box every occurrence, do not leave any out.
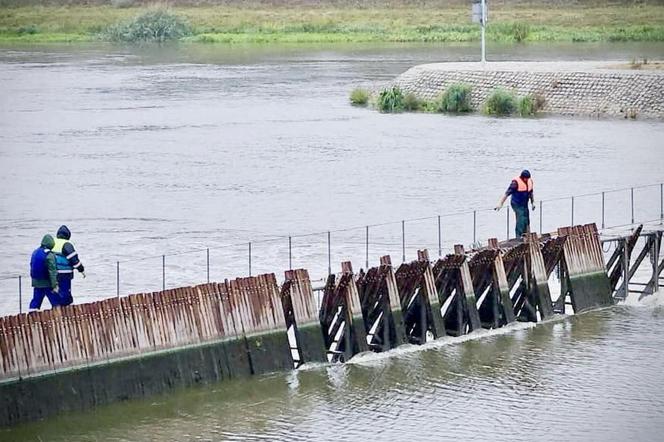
[162,255,165,291]
[539,201,543,234]
[601,192,605,229]
[206,248,210,283]
[631,187,635,225]
[438,215,442,257]
[365,226,369,269]
[622,237,629,299]
[116,261,120,298]
[249,242,252,276]
[473,210,477,244]
[571,196,575,226]
[660,183,663,224]
[327,231,331,275]
[402,220,406,263]
[18,275,22,314]
[506,207,510,240]
[288,236,292,270]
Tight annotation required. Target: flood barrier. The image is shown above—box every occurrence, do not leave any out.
[1,222,660,427]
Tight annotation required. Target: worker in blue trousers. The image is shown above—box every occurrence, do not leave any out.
[52,225,85,306]
[495,169,536,238]
[29,234,60,310]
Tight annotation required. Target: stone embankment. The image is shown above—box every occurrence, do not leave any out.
[394,61,664,119]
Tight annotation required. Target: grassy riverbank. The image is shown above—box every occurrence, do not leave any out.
[0,4,663,44]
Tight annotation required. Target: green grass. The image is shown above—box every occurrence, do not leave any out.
[349,87,370,106]
[517,95,535,117]
[0,4,663,44]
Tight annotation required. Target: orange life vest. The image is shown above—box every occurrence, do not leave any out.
[513,176,533,192]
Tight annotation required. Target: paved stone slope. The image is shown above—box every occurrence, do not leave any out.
[395,62,664,119]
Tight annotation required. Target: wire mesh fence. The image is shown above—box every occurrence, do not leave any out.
[1,182,662,316]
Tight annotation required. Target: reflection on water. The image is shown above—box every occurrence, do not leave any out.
[4,303,664,441]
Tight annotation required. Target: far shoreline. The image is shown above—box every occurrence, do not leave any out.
[1,4,663,45]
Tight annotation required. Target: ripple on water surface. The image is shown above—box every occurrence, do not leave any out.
[4,302,664,442]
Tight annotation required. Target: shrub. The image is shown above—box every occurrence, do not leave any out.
[484,88,516,116]
[17,25,39,35]
[511,22,530,43]
[377,86,405,113]
[349,88,370,106]
[403,92,421,111]
[437,83,472,113]
[517,95,535,117]
[104,9,191,43]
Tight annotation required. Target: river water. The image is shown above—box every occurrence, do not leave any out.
[1,41,664,439]
[4,298,664,441]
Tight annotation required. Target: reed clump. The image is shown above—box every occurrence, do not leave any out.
[377,86,406,113]
[349,88,370,106]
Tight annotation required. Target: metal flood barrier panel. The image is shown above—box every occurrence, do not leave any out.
[0,222,651,426]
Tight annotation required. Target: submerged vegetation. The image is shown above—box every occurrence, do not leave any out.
[0,3,663,43]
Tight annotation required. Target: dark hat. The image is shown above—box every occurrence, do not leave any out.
[57,225,71,240]
[520,169,531,178]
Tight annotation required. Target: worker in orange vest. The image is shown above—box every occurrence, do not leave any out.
[495,170,536,238]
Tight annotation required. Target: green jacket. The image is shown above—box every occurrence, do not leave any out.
[31,234,58,289]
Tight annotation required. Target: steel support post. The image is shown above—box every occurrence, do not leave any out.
[473,210,477,244]
[402,220,406,263]
[438,215,442,257]
[206,248,210,283]
[631,187,635,225]
[365,226,369,269]
[601,192,605,229]
[18,275,22,313]
[571,197,575,226]
[327,231,331,275]
[162,255,165,291]
[622,238,629,299]
[539,202,542,233]
[288,236,292,270]
[116,261,120,298]
[249,242,252,276]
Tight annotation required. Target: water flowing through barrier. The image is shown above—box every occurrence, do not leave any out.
[0,219,662,426]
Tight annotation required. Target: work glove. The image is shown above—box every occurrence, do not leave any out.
[531,203,536,211]
[494,205,502,211]
[81,271,86,279]
[53,285,59,294]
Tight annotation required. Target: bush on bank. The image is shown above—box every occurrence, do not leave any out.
[349,88,370,106]
[484,88,517,116]
[377,86,406,113]
[436,83,473,113]
[104,8,191,43]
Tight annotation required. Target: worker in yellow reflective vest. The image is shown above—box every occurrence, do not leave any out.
[52,225,85,305]
[495,170,536,238]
